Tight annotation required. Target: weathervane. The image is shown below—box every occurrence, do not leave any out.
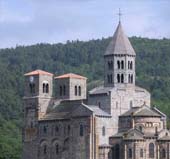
[117,8,122,22]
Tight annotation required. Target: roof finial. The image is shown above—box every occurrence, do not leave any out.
[118,8,122,23]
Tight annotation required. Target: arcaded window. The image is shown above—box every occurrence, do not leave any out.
[80,124,84,136]
[46,83,49,93]
[63,85,66,96]
[43,83,46,93]
[128,61,130,69]
[115,144,120,159]
[140,149,143,157]
[121,74,124,83]
[131,75,133,83]
[108,61,113,70]
[128,148,132,158]
[149,143,154,158]
[98,102,101,108]
[59,86,62,96]
[43,126,47,134]
[43,145,47,154]
[117,74,120,83]
[121,60,124,69]
[75,86,77,96]
[78,86,81,96]
[117,61,120,69]
[55,144,59,154]
[102,126,106,136]
[161,148,166,158]
[29,83,35,94]
[130,61,133,70]
[68,125,70,135]
[55,125,59,133]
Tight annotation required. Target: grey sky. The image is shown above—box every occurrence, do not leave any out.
[0,0,169,48]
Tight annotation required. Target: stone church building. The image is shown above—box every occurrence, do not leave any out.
[22,21,170,159]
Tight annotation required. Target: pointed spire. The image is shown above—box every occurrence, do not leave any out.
[105,21,136,56]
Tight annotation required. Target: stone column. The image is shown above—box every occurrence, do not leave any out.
[133,142,136,159]
[157,144,160,159]
[124,144,127,159]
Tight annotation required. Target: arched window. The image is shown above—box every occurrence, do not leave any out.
[29,83,35,94]
[63,85,66,96]
[108,61,111,69]
[128,74,131,83]
[46,83,49,93]
[110,61,113,70]
[121,60,124,69]
[130,101,133,108]
[139,126,143,132]
[149,143,154,158]
[131,75,133,83]
[121,74,124,83]
[161,148,166,158]
[110,74,113,83]
[102,126,106,136]
[107,75,110,83]
[60,86,62,96]
[128,61,130,69]
[98,102,101,108]
[75,86,77,96]
[43,126,47,134]
[117,74,120,83]
[128,148,132,158]
[55,125,59,133]
[43,83,46,93]
[55,144,59,154]
[68,125,70,135]
[140,149,143,157]
[115,144,120,159]
[130,61,133,69]
[78,86,81,96]
[80,124,84,136]
[43,145,47,154]
[117,61,120,69]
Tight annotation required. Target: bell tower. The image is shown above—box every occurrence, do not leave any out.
[23,70,53,141]
[104,20,136,87]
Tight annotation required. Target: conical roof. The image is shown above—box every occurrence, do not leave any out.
[105,22,136,56]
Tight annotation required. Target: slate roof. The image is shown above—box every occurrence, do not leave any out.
[105,22,136,56]
[120,105,161,117]
[111,129,144,140]
[55,73,87,80]
[84,105,111,117]
[89,86,113,95]
[24,69,53,76]
[40,100,111,121]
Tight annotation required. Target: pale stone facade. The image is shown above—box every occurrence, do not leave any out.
[22,21,169,159]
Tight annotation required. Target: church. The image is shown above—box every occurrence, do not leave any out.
[22,20,170,159]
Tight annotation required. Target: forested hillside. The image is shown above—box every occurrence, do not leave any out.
[0,37,170,158]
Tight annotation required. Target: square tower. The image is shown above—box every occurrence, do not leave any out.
[55,73,87,100]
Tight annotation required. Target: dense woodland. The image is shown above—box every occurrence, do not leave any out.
[0,37,170,158]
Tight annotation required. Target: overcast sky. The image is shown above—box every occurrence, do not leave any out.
[0,0,169,48]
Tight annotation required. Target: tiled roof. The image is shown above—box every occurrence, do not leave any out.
[55,73,87,80]
[24,70,53,76]
[105,22,136,56]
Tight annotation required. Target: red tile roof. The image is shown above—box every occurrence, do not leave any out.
[24,70,53,76]
[55,73,87,80]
